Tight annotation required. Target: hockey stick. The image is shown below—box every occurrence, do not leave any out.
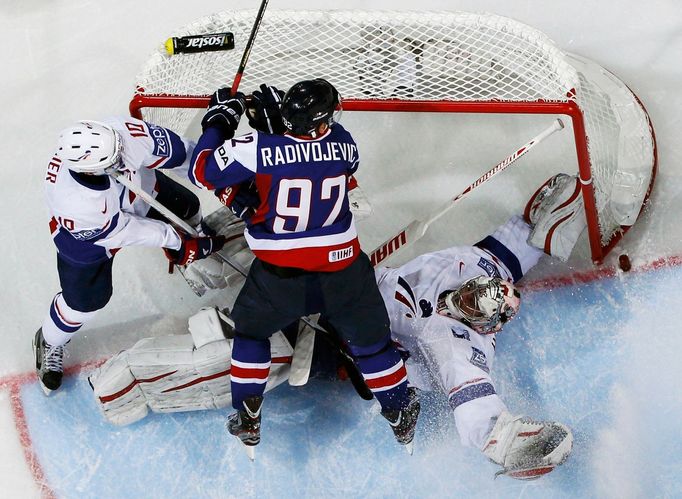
[106,169,338,389]
[369,119,565,267]
[287,320,316,387]
[230,0,269,95]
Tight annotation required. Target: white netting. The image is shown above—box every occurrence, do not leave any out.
[134,10,655,250]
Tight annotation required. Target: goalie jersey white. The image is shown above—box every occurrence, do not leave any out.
[375,216,544,449]
[44,116,192,264]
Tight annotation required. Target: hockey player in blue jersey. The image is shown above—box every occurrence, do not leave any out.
[189,80,418,455]
[91,171,582,477]
[36,118,226,395]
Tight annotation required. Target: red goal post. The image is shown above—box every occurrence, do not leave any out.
[129,10,657,264]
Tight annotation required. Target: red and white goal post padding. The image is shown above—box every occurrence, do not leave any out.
[129,10,657,264]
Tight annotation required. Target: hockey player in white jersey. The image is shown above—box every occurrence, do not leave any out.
[89,172,583,476]
[36,118,227,395]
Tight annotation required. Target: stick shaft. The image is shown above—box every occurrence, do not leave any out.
[369,119,564,267]
[230,0,269,96]
[106,169,250,276]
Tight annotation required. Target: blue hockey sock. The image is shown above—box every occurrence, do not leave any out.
[230,335,271,410]
[349,336,409,411]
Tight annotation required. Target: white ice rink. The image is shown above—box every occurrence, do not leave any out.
[2,1,681,497]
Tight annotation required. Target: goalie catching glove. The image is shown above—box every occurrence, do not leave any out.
[482,410,573,479]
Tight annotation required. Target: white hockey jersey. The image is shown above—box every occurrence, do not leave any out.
[44,117,192,264]
[376,216,544,448]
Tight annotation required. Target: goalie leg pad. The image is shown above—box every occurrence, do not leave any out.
[181,206,252,294]
[482,410,573,480]
[90,309,295,425]
[525,174,587,262]
[88,351,150,426]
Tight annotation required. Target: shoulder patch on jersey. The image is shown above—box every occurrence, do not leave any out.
[469,347,490,373]
[215,133,257,172]
[477,257,501,278]
[146,123,171,157]
[450,327,470,341]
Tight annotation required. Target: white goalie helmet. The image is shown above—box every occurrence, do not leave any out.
[56,120,123,174]
[438,276,521,334]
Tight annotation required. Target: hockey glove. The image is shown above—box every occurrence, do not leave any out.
[164,233,227,266]
[216,180,260,221]
[247,84,286,134]
[201,88,246,139]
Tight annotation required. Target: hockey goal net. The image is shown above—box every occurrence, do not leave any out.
[130,10,656,264]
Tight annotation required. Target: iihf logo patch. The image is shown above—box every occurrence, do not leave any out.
[469,347,490,373]
[477,257,501,278]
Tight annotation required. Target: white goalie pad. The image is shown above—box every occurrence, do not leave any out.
[89,308,293,426]
[525,174,587,262]
[482,410,573,480]
[180,206,252,296]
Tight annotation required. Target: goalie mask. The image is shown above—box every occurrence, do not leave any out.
[437,276,521,334]
[57,120,123,174]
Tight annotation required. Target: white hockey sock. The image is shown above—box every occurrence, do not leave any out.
[42,293,98,346]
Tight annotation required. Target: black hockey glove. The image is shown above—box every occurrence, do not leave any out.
[216,180,260,221]
[164,233,227,266]
[201,88,246,139]
[247,84,286,134]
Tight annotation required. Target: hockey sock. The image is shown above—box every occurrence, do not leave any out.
[349,336,409,411]
[230,335,271,410]
[42,293,97,346]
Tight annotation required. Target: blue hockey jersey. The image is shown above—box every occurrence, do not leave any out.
[189,124,361,271]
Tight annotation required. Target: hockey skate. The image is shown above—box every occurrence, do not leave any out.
[381,387,420,455]
[524,173,587,261]
[482,410,573,480]
[33,328,65,396]
[227,395,263,461]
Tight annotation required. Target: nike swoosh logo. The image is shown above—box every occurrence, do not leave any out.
[388,413,403,428]
[101,199,107,214]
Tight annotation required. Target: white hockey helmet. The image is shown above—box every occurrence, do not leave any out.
[439,276,521,334]
[56,120,123,174]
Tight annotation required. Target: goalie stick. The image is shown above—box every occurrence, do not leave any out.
[369,119,566,267]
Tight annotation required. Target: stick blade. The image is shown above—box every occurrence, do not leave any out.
[288,326,315,386]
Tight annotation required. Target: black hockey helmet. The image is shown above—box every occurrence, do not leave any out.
[280,79,341,137]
